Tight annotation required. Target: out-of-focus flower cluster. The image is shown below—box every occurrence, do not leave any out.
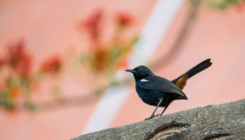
[77,10,138,74]
[0,10,138,114]
[40,56,62,75]
[77,10,138,95]
[0,40,62,113]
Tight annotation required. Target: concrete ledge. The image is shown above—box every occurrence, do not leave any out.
[72,99,245,140]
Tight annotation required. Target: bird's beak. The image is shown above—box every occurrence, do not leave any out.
[125,69,137,74]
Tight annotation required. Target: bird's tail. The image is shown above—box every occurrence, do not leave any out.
[172,59,212,84]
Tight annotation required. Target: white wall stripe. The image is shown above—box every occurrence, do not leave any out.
[81,0,184,135]
[82,86,132,134]
[130,0,185,66]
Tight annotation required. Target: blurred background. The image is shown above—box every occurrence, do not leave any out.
[1,0,245,139]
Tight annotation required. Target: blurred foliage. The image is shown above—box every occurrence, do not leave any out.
[76,10,139,95]
[0,40,62,113]
[202,0,245,10]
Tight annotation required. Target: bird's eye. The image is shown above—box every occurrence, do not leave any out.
[138,69,143,72]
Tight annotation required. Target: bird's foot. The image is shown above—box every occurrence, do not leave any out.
[144,114,160,120]
[155,113,161,117]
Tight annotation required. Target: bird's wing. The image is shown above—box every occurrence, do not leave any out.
[138,76,186,98]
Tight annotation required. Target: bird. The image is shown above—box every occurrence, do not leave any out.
[125,59,212,120]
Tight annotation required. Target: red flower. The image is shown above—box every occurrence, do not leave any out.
[117,58,128,70]
[115,12,133,27]
[234,2,245,13]
[9,87,21,99]
[78,10,103,41]
[0,58,4,68]
[5,40,32,78]
[40,55,62,74]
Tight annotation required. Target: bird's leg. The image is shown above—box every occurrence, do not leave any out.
[159,105,169,116]
[145,98,163,120]
[156,102,172,117]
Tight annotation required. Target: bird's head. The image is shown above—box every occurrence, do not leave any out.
[126,65,154,81]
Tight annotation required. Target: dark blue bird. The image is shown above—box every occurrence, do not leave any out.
[126,59,212,120]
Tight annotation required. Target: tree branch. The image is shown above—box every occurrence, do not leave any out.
[72,99,245,140]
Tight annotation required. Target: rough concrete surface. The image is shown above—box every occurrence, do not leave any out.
[72,99,245,140]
